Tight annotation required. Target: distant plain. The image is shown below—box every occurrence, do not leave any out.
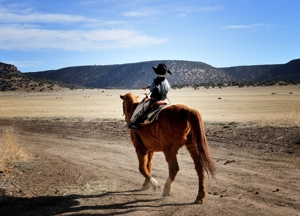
[1,85,299,126]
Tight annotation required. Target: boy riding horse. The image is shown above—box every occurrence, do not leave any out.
[129,63,172,129]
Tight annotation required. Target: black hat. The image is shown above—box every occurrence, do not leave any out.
[152,63,172,77]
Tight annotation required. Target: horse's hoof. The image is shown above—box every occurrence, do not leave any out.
[141,185,151,191]
[194,191,205,204]
[194,200,203,204]
[162,187,172,196]
[141,182,151,191]
[194,199,203,204]
[162,192,171,197]
[152,184,161,192]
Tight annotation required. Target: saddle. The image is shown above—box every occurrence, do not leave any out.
[129,99,168,129]
[143,102,167,124]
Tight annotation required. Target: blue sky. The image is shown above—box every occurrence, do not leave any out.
[0,0,299,72]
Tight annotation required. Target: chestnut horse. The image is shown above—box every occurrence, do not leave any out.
[120,92,216,204]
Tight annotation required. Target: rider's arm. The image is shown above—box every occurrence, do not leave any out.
[142,80,155,91]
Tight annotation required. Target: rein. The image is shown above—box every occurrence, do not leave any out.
[166,96,171,104]
[122,101,138,129]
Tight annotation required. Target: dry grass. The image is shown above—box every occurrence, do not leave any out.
[0,127,30,172]
[0,85,299,126]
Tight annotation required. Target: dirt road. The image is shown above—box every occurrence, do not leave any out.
[0,119,299,215]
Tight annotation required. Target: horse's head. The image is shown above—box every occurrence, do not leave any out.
[120,92,139,124]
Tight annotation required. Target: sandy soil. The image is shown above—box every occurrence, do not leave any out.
[0,86,299,215]
[0,118,299,216]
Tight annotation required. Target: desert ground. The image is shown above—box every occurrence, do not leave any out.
[0,86,299,215]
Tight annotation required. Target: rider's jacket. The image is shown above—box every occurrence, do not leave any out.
[148,77,170,100]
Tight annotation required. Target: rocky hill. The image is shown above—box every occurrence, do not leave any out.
[2,59,299,90]
[257,59,300,81]
[25,59,300,89]
[0,62,69,92]
[220,65,281,81]
[25,60,233,89]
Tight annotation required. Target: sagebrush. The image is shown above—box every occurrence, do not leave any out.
[0,127,29,172]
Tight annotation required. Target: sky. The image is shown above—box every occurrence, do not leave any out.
[0,0,299,72]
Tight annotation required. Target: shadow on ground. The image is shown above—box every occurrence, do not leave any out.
[0,189,192,215]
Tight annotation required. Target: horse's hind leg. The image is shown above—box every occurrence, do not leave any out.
[142,152,154,190]
[186,144,206,204]
[136,148,160,191]
[162,151,179,196]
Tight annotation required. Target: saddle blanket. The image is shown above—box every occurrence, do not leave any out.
[130,99,169,127]
[143,104,167,124]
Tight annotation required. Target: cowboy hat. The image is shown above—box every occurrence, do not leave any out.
[152,63,172,77]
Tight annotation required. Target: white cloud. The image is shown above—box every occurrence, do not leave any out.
[198,6,224,12]
[123,9,162,17]
[223,23,268,29]
[0,3,124,27]
[0,25,168,51]
[170,5,223,13]
[0,7,97,23]
[166,4,224,18]
[122,5,223,18]
[0,3,168,51]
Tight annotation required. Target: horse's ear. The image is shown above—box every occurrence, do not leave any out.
[120,95,124,100]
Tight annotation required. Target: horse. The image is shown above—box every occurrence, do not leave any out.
[120,92,216,204]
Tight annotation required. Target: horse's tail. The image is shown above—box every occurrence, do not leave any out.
[189,110,216,178]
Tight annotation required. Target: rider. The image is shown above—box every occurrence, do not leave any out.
[129,63,172,129]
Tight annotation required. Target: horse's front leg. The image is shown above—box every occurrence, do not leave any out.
[136,148,161,191]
